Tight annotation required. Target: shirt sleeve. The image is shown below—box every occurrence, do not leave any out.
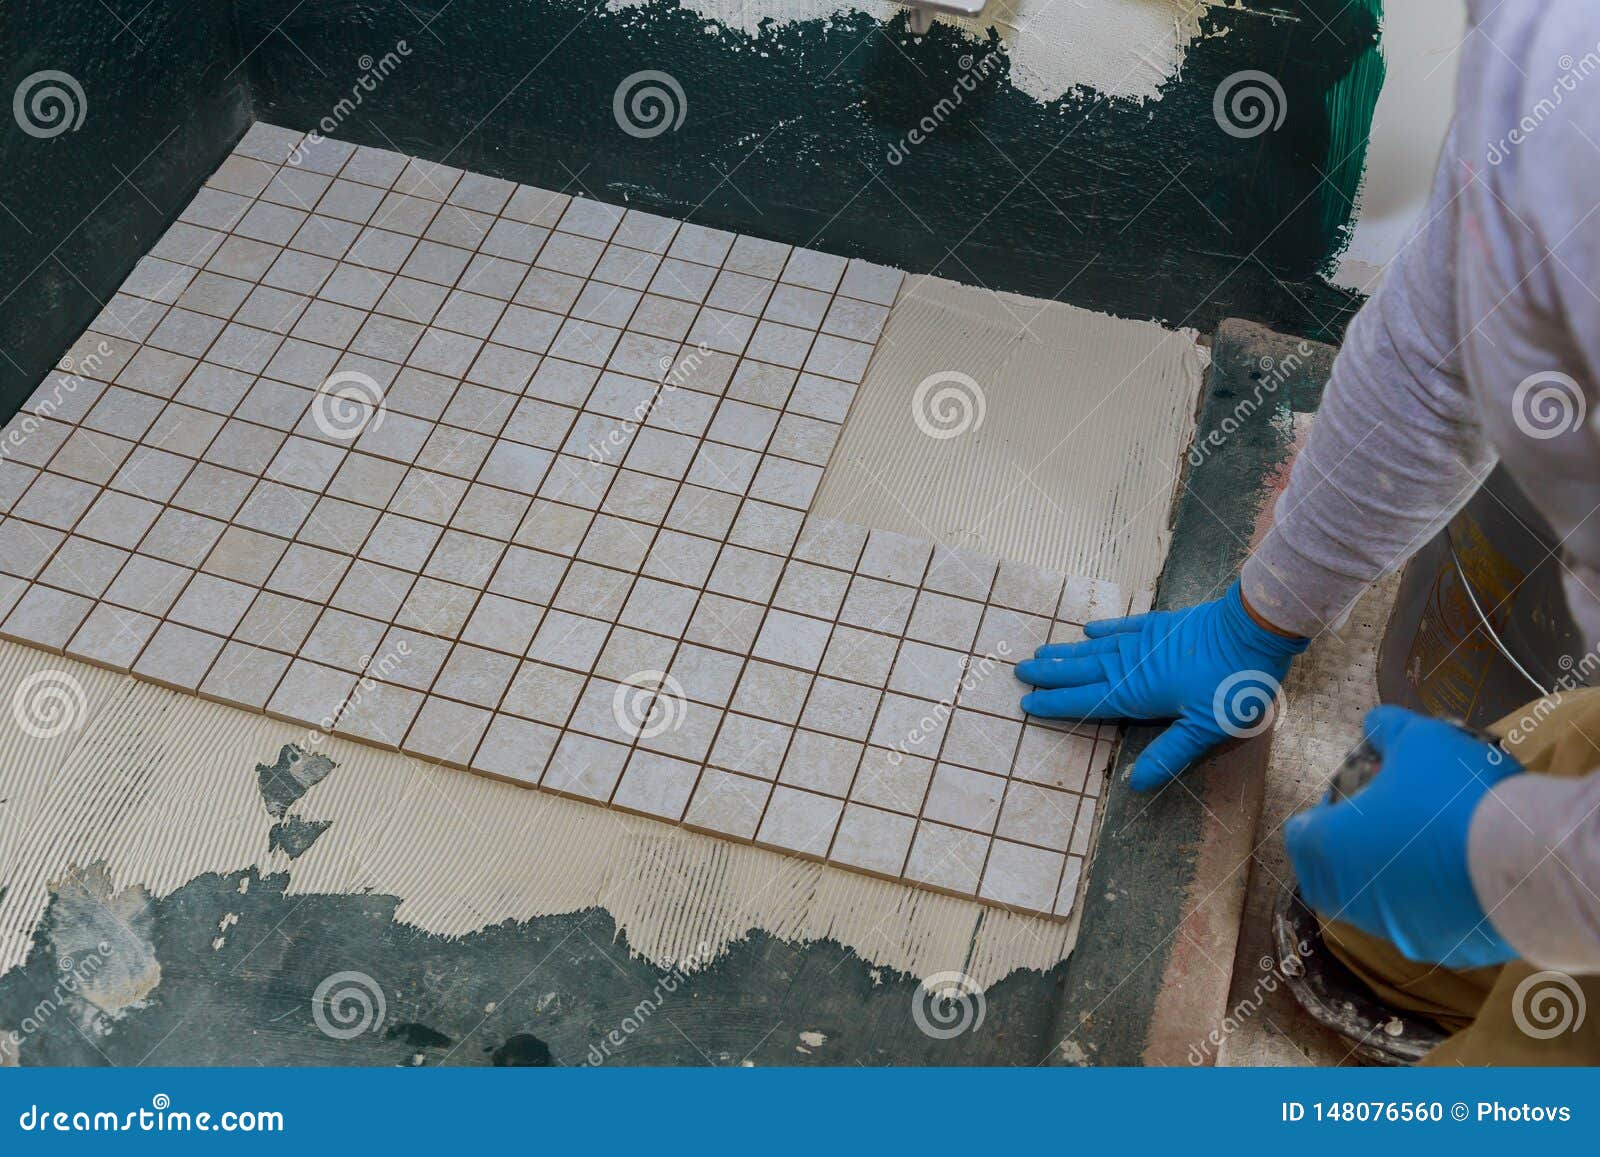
[1471,773,1600,972]
[1239,122,1496,637]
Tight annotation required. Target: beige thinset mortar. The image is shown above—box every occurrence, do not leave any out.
[0,275,1202,985]
[813,275,1203,596]
[0,640,1077,982]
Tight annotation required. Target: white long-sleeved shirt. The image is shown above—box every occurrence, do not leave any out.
[1241,0,1600,970]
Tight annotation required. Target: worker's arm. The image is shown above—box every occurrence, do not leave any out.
[1021,125,1488,788]
[1432,1,1600,975]
[1278,0,1600,973]
[1471,774,1600,972]
[1287,707,1520,969]
[1238,122,1490,637]
[1290,705,1600,974]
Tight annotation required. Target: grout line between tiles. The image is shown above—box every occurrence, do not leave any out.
[0,130,1117,920]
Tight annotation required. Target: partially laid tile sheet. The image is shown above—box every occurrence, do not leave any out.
[0,123,1123,919]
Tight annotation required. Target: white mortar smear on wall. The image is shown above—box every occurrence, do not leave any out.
[607,0,1219,105]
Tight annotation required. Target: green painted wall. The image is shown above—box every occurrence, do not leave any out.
[238,0,1378,342]
[0,0,252,414]
[2,0,1381,413]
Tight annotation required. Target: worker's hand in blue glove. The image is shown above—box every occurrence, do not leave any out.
[1016,581,1309,791]
[1285,705,1522,969]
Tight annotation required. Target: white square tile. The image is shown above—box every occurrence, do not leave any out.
[752,609,831,669]
[267,658,357,726]
[667,643,743,707]
[793,517,867,570]
[838,259,903,306]
[839,575,915,635]
[502,661,586,726]
[667,223,734,266]
[613,750,700,820]
[830,804,915,876]
[887,640,966,703]
[334,679,425,748]
[818,624,897,686]
[133,622,224,691]
[684,768,771,839]
[756,786,841,857]
[66,604,158,671]
[996,781,1079,852]
[684,593,763,652]
[778,729,862,796]
[991,559,1066,617]
[504,185,570,227]
[941,709,1023,775]
[730,660,812,726]
[905,590,983,652]
[470,710,560,784]
[404,696,492,767]
[542,731,629,801]
[9,141,1105,919]
[558,197,624,241]
[849,747,933,815]
[2,586,93,651]
[904,821,988,895]
[979,840,1065,914]
[799,676,880,743]
[780,248,846,292]
[724,234,791,279]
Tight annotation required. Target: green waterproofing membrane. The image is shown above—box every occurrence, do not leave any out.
[3,0,1383,418]
[237,0,1376,335]
[0,0,251,415]
[1319,0,1386,245]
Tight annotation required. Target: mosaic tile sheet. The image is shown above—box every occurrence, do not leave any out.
[0,123,1125,919]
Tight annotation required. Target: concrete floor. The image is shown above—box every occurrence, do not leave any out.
[1220,574,1401,1066]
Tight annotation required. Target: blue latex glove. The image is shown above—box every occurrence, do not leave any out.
[1016,582,1309,791]
[1285,705,1522,968]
